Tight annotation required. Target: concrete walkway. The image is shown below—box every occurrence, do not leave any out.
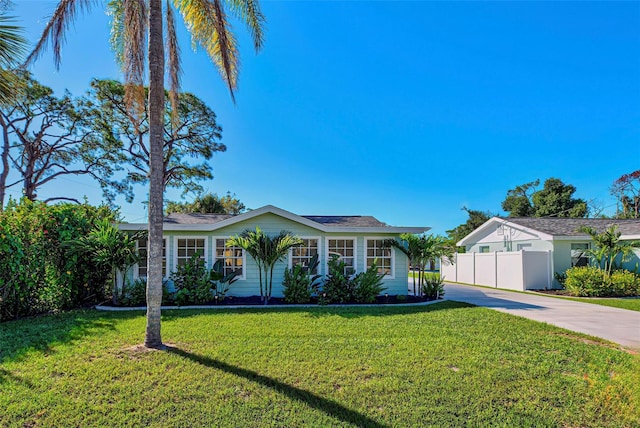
[442,283,640,349]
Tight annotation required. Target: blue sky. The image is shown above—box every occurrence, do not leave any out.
[9,1,640,234]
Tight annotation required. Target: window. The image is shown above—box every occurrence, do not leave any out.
[327,238,356,275]
[571,243,590,267]
[216,238,244,277]
[137,238,167,278]
[517,243,532,251]
[291,238,319,274]
[365,239,393,277]
[479,246,490,253]
[176,237,206,267]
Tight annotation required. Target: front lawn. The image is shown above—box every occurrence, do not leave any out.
[558,296,640,312]
[1,304,638,427]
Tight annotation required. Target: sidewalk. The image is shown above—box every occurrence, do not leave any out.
[442,283,640,349]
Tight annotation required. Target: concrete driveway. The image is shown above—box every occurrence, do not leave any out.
[442,283,640,349]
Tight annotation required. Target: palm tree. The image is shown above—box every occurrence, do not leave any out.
[226,227,302,303]
[0,10,27,210]
[70,219,146,305]
[27,0,265,348]
[387,233,422,296]
[578,225,640,277]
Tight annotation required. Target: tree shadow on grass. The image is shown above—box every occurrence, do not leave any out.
[167,346,387,428]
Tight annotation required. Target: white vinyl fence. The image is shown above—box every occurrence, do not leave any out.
[441,251,552,291]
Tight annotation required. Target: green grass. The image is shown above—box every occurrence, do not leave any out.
[557,296,640,312]
[1,304,638,427]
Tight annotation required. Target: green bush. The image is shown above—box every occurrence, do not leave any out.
[0,199,115,321]
[565,266,640,297]
[609,270,640,297]
[321,255,355,303]
[120,278,175,307]
[283,254,320,304]
[321,256,387,304]
[120,278,148,307]
[564,266,608,297]
[170,254,213,305]
[421,272,445,299]
[351,262,386,303]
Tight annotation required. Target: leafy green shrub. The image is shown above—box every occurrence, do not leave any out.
[169,255,240,305]
[422,272,445,299]
[554,272,567,286]
[321,255,355,303]
[564,266,609,297]
[120,278,175,307]
[283,254,321,304]
[0,199,115,321]
[352,262,386,303]
[170,254,213,305]
[609,270,640,297]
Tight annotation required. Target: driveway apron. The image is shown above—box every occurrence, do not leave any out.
[442,283,640,349]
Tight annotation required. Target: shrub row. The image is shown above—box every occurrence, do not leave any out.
[0,199,115,321]
[564,266,640,297]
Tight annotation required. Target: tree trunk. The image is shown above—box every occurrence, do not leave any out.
[0,115,9,209]
[145,0,165,349]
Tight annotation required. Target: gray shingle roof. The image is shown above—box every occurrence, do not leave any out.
[164,213,233,224]
[163,213,388,227]
[500,217,640,237]
[301,216,388,227]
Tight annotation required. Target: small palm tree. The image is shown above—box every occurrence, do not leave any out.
[578,225,640,277]
[70,219,146,305]
[387,233,422,296]
[227,227,302,303]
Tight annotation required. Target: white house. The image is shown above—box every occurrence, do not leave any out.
[442,217,640,290]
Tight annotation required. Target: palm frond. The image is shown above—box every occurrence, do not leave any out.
[25,0,97,68]
[224,0,265,51]
[123,0,147,116]
[173,0,239,101]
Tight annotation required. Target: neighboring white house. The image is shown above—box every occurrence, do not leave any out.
[118,205,429,297]
[443,217,640,290]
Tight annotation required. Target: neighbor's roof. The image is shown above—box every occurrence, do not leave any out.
[120,205,427,234]
[457,216,640,246]
[498,217,640,237]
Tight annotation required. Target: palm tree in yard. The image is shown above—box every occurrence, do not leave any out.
[27,0,265,348]
[387,233,422,296]
[227,227,302,303]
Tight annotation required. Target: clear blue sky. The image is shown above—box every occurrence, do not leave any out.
[10,1,640,234]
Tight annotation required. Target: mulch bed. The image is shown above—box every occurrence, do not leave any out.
[105,294,440,308]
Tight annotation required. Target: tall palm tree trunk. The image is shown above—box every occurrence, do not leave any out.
[145,0,165,349]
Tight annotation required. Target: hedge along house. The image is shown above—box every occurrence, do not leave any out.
[443,217,640,290]
[118,205,429,297]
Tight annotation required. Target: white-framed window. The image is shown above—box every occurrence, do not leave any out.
[136,237,167,278]
[479,245,490,253]
[326,237,356,275]
[215,238,246,279]
[365,238,394,278]
[289,237,320,274]
[571,243,590,267]
[517,243,532,251]
[175,236,207,268]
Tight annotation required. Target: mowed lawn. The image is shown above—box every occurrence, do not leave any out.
[1,303,638,427]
